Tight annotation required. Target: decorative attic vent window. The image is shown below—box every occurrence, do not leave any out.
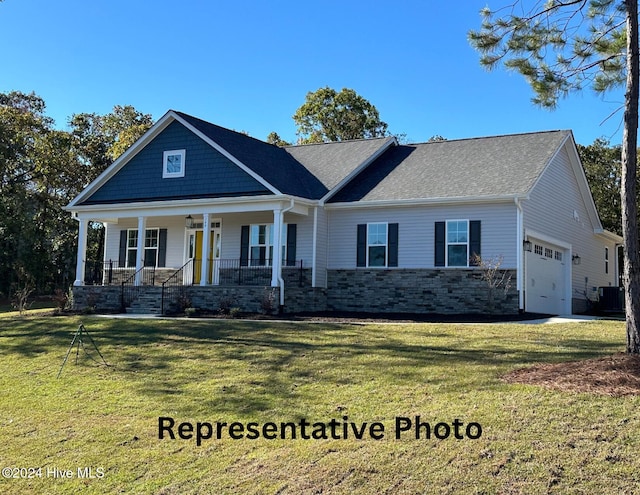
[163,149,186,178]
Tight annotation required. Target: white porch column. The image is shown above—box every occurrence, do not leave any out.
[134,216,146,286]
[200,213,211,286]
[73,218,89,286]
[271,208,283,287]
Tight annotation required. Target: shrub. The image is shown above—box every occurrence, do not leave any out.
[11,285,34,315]
[52,288,71,313]
[261,288,278,315]
[218,296,237,316]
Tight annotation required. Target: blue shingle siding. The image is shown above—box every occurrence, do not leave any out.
[81,121,271,205]
[176,112,328,199]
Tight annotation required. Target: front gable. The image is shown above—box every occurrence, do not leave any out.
[78,119,272,205]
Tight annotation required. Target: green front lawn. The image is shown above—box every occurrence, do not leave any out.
[0,316,637,494]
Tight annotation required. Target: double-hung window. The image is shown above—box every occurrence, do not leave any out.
[125,228,160,267]
[435,220,481,267]
[367,223,388,267]
[126,230,138,268]
[241,224,297,267]
[357,223,399,268]
[446,220,469,267]
[248,224,287,266]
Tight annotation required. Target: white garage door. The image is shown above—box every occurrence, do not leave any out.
[525,241,567,315]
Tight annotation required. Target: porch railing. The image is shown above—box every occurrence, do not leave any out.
[84,260,152,286]
[188,258,304,286]
[84,260,118,285]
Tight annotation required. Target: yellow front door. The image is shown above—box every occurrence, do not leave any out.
[194,231,204,284]
[192,229,220,284]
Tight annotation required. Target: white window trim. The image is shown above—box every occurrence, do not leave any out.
[163,149,186,178]
[445,219,469,268]
[366,222,389,268]
[248,224,287,267]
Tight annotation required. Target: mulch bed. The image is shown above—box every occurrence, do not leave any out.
[245,311,554,324]
[503,353,640,397]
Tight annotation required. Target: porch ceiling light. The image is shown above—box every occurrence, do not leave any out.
[185,215,195,229]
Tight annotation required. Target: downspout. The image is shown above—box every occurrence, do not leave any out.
[311,206,318,288]
[278,198,296,310]
[515,198,525,312]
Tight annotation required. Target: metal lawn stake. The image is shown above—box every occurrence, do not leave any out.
[57,323,109,378]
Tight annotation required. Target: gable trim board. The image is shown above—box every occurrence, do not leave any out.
[66,111,622,316]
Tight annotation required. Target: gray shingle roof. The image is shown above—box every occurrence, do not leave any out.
[328,130,571,203]
[284,138,392,190]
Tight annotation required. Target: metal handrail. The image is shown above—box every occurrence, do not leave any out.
[120,264,156,310]
[161,259,194,315]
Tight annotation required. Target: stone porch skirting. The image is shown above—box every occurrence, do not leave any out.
[73,268,519,316]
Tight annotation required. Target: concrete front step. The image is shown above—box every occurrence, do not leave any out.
[124,287,163,314]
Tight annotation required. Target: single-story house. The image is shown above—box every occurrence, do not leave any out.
[66,110,622,315]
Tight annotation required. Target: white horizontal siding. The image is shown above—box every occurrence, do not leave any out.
[103,223,121,265]
[523,145,618,295]
[326,203,518,269]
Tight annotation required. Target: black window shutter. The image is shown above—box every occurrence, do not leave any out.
[119,230,127,268]
[240,225,249,266]
[469,220,481,265]
[434,222,445,267]
[286,224,297,266]
[158,229,168,267]
[356,224,367,267]
[388,223,399,267]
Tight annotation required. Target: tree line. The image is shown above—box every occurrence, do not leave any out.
[0,91,153,299]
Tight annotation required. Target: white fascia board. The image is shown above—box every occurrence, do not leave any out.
[319,136,398,205]
[594,228,623,243]
[66,111,177,208]
[324,194,525,210]
[69,195,312,220]
[171,113,282,195]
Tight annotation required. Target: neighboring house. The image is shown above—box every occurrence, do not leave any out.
[66,110,622,316]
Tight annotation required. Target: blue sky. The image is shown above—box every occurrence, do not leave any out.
[0,0,627,146]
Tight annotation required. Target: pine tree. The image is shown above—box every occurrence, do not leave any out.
[469,0,640,353]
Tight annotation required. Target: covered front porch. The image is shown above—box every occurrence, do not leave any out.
[69,196,319,314]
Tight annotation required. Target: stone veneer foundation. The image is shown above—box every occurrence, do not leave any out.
[73,268,519,315]
[324,268,519,315]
